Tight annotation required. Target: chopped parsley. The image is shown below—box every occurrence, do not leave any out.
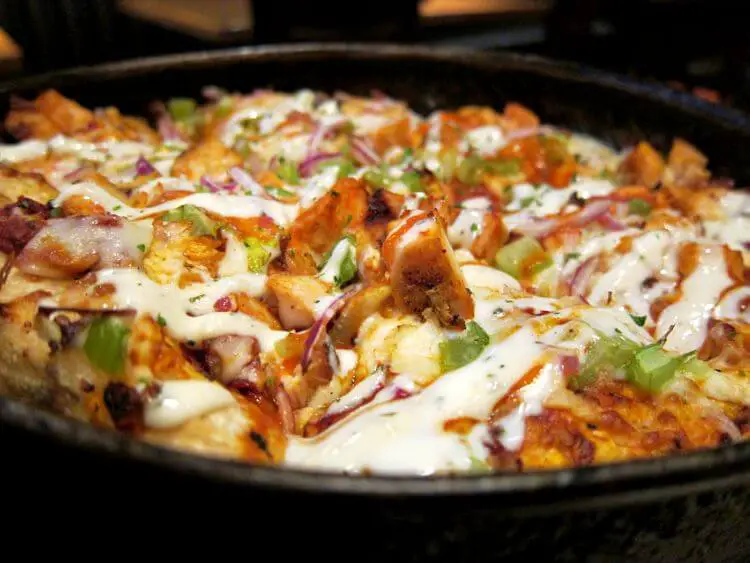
[156,314,167,327]
[188,294,205,303]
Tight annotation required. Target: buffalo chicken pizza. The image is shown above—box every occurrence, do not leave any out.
[0,88,749,474]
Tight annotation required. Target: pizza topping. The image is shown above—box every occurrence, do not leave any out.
[3,88,750,472]
[84,315,131,375]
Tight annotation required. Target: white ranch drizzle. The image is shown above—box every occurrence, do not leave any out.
[657,245,735,354]
[53,182,297,225]
[92,268,285,351]
[144,380,236,429]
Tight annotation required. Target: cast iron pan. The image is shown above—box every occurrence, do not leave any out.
[2,45,750,561]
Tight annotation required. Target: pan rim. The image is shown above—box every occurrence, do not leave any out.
[3,42,750,500]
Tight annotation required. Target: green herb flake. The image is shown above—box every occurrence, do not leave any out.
[156,314,167,327]
[188,294,205,303]
[136,244,146,252]
[629,314,647,327]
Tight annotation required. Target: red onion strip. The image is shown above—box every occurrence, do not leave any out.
[298,152,342,178]
[350,137,380,165]
[568,256,599,298]
[516,199,612,239]
[135,155,157,177]
[301,287,360,372]
[228,167,264,196]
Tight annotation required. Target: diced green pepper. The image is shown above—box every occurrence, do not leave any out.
[276,157,300,185]
[569,330,641,390]
[334,250,357,288]
[363,169,389,189]
[486,158,521,176]
[400,170,424,193]
[83,316,130,376]
[495,236,552,279]
[319,235,358,288]
[628,198,652,217]
[679,354,713,380]
[161,204,218,237]
[436,148,459,181]
[440,321,490,373]
[167,98,197,122]
[627,344,682,392]
[264,185,296,200]
[244,237,272,273]
[456,155,485,185]
[215,96,234,118]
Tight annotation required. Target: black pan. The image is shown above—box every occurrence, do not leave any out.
[2,44,750,561]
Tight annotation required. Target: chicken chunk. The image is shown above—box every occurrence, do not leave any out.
[383,210,474,328]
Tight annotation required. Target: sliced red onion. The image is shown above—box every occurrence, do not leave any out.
[568,256,599,298]
[0,252,14,290]
[712,411,742,442]
[202,85,227,102]
[63,166,86,182]
[200,175,223,193]
[515,199,612,239]
[228,166,264,196]
[301,287,360,372]
[308,118,348,155]
[135,155,157,177]
[275,386,295,433]
[298,152,342,178]
[597,213,627,231]
[350,137,380,165]
[151,101,185,142]
[504,125,558,142]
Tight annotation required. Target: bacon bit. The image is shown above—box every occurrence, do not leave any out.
[80,380,95,393]
[103,382,143,431]
[214,295,234,312]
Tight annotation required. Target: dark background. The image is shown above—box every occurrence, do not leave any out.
[0,0,750,109]
[0,0,748,107]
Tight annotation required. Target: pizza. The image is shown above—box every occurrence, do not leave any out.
[0,87,748,474]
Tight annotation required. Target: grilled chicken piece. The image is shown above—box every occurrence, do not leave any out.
[0,164,58,204]
[619,142,665,188]
[266,274,329,330]
[5,90,159,143]
[383,210,474,328]
[143,220,222,286]
[171,137,242,181]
